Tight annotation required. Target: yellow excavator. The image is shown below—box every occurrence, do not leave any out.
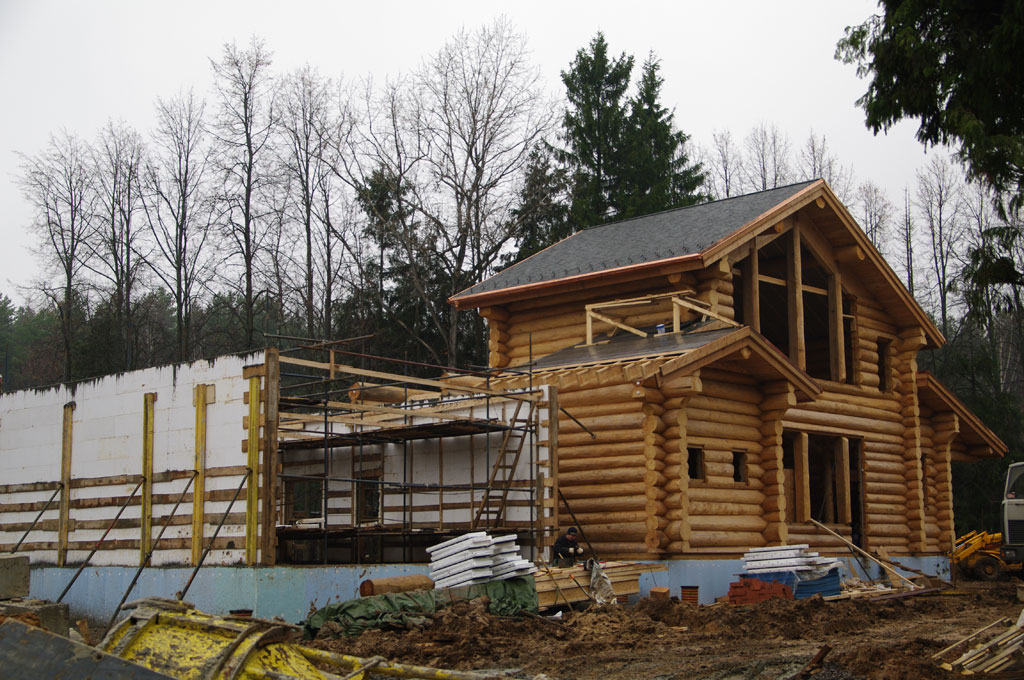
[952,530,1022,580]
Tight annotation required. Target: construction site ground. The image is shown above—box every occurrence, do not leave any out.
[308,580,1023,679]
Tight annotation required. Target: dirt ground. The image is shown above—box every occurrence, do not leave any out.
[307,581,1024,679]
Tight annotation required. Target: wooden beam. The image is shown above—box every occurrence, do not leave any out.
[671,297,741,327]
[262,349,280,566]
[192,384,213,566]
[787,226,806,369]
[829,269,846,382]
[588,310,648,339]
[139,393,156,565]
[278,356,539,401]
[245,376,260,565]
[57,402,75,567]
[794,432,810,523]
[743,242,760,333]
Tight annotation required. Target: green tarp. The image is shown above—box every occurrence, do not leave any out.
[304,576,538,638]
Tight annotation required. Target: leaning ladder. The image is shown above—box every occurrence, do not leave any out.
[472,399,535,530]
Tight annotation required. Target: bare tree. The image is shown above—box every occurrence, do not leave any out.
[210,37,277,348]
[407,19,554,365]
[742,122,791,192]
[797,130,855,201]
[17,132,95,381]
[278,65,349,338]
[707,129,740,199]
[855,180,894,249]
[87,120,145,370]
[142,90,214,362]
[916,156,965,335]
[899,187,916,297]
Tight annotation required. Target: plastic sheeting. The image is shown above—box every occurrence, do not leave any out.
[304,575,538,638]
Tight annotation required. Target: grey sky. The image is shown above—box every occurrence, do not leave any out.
[0,0,930,306]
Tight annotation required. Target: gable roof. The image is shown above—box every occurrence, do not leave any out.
[450,178,944,348]
[916,371,1007,459]
[452,181,817,304]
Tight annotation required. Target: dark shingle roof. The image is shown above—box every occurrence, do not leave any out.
[455,180,817,300]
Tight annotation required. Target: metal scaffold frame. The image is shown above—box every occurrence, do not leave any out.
[264,335,545,566]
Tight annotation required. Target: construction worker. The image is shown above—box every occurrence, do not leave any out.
[553,527,584,567]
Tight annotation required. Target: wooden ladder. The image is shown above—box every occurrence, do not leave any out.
[472,399,535,530]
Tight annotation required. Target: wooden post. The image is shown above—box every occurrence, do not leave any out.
[835,437,851,524]
[262,349,280,566]
[743,242,760,333]
[828,271,846,382]
[787,224,806,369]
[140,393,156,565]
[246,375,261,565]
[192,384,214,566]
[794,431,810,523]
[57,401,75,567]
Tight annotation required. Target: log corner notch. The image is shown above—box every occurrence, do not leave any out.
[760,381,792,546]
[896,329,927,553]
[481,306,511,369]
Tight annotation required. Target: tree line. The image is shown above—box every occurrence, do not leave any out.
[2,21,1022,531]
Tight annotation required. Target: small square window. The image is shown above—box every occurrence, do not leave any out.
[687,448,704,482]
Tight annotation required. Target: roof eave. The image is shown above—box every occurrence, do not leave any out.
[916,371,1007,457]
[449,252,703,310]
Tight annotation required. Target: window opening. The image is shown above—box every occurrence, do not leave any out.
[732,451,747,483]
[877,338,892,391]
[687,448,705,482]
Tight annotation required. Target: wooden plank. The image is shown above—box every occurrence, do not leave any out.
[192,384,211,566]
[140,393,156,565]
[246,376,261,565]
[835,437,851,524]
[57,402,74,567]
[588,310,648,339]
[744,242,759,333]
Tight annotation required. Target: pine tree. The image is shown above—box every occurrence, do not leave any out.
[617,57,708,218]
[506,147,571,265]
[559,32,633,229]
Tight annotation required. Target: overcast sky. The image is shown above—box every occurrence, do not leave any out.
[0,0,934,306]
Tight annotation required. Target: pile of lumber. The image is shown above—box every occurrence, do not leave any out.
[427,532,535,589]
[935,613,1024,675]
[534,561,667,608]
[742,544,840,574]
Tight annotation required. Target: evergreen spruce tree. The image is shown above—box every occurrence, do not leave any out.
[558,32,633,229]
[617,57,708,218]
[506,147,571,265]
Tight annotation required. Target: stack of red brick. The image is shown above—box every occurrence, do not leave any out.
[728,577,793,605]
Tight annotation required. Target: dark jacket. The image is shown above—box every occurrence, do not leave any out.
[553,533,580,559]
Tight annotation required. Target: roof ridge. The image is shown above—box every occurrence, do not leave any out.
[575,178,821,234]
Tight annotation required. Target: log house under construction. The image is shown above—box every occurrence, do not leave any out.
[0,179,1006,620]
[451,178,1007,560]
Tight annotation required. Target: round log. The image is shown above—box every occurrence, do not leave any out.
[688,500,762,516]
[555,401,644,420]
[558,384,644,407]
[868,523,911,537]
[688,515,767,532]
[688,487,765,504]
[560,412,646,433]
[559,482,647,499]
[560,454,646,473]
[557,495,646,513]
[558,443,654,460]
[360,574,436,596]
[783,408,905,436]
[559,510,651,525]
[688,530,765,548]
[350,382,439,403]
[687,419,762,442]
[685,407,763,429]
[559,467,646,486]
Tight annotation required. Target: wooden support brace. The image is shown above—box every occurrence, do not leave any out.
[57,402,75,567]
[141,392,156,565]
[245,376,261,565]
[192,384,214,566]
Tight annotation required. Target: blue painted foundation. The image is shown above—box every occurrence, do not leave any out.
[33,555,950,623]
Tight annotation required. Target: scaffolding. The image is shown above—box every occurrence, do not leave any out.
[267,338,552,566]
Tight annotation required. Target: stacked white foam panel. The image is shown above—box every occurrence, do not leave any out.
[741,544,841,573]
[428,532,537,589]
